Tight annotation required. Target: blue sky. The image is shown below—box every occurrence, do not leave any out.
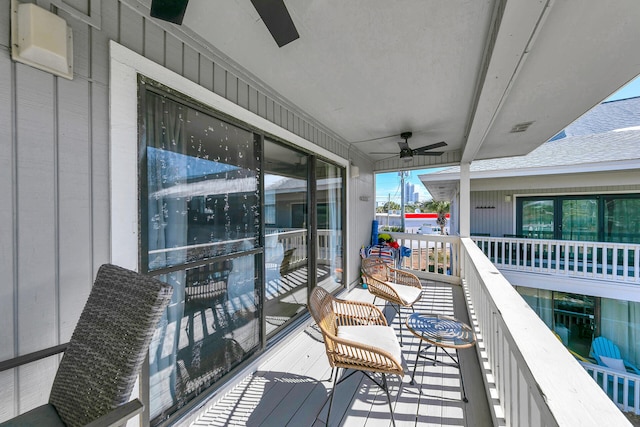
[605,75,640,101]
[376,74,640,205]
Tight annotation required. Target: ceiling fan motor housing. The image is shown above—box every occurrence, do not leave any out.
[399,148,413,158]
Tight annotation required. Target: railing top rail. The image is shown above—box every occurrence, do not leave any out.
[389,231,459,242]
[472,235,640,248]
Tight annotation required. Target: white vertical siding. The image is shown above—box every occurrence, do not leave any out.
[0,0,364,420]
[469,186,640,238]
[470,190,514,237]
[0,32,17,421]
[15,64,59,413]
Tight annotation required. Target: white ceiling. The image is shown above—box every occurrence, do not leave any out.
[175,0,640,170]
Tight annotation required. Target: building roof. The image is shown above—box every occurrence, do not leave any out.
[562,96,640,137]
[419,97,640,200]
[433,97,640,176]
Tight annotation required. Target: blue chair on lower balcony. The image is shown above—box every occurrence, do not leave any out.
[590,336,640,375]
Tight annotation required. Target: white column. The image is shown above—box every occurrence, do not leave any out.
[459,162,471,238]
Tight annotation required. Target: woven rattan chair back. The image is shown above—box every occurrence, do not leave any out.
[309,286,338,364]
[48,264,173,427]
[361,257,422,345]
[309,286,404,426]
[362,257,389,282]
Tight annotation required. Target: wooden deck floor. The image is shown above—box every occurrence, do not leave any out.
[188,281,492,427]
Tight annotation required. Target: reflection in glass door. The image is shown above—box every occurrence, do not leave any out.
[316,159,344,293]
[562,199,598,241]
[520,199,555,239]
[140,86,261,423]
[264,139,309,337]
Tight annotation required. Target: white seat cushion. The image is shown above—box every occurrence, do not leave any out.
[337,325,402,364]
[600,355,627,373]
[385,282,422,306]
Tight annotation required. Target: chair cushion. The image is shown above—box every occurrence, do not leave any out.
[385,282,422,306]
[0,404,66,427]
[600,355,626,373]
[337,325,402,364]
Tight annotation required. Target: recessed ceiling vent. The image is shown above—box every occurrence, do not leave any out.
[510,121,534,133]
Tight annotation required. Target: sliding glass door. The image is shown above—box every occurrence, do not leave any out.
[315,159,344,293]
[141,86,261,423]
[139,80,346,424]
[263,139,309,337]
[518,194,640,242]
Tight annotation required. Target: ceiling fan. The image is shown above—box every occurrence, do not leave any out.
[150,0,299,47]
[370,132,447,161]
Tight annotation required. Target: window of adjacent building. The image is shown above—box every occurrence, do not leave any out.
[603,195,640,243]
[517,194,640,243]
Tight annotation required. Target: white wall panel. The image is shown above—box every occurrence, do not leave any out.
[144,18,166,66]
[199,58,214,92]
[183,44,199,84]
[213,62,226,97]
[15,64,58,413]
[57,78,92,342]
[0,0,9,48]
[119,5,144,55]
[164,32,183,76]
[90,83,110,277]
[0,48,17,422]
[238,79,249,110]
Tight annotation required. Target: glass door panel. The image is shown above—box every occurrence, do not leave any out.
[553,292,595,359]
[561,199,598,241]
[141,87,261,423]
[315,159,344,293]
[264,139,309,337]
[520,199,554,239]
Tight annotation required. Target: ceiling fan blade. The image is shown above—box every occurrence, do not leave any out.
[414,151,444,156]
[412,141,447,154]
[250,0,300,47]
[369,152,399,155]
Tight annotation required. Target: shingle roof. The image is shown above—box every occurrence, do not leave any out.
[437,97,640,175]
[562,96,640,137]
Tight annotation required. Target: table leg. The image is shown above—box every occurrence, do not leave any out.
[409,339,422,385]
[409,342,468,402]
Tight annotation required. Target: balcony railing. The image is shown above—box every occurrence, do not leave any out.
[382,232,632,425]
[391,232,461,283]
[580,361,640,415]
[471,236,640,283]
[460,238,630,425]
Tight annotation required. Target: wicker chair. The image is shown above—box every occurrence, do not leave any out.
[361,257,422,345]
[0,264,173,427]
[309,286,404,427]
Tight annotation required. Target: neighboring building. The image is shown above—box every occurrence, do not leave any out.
[404,181,417,203]
[420,96,640,367]
[375,212,450,234]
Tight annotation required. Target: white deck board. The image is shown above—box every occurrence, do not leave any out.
[189,282,493,427]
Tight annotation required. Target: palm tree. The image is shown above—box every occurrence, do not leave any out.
[424,200,450,234]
